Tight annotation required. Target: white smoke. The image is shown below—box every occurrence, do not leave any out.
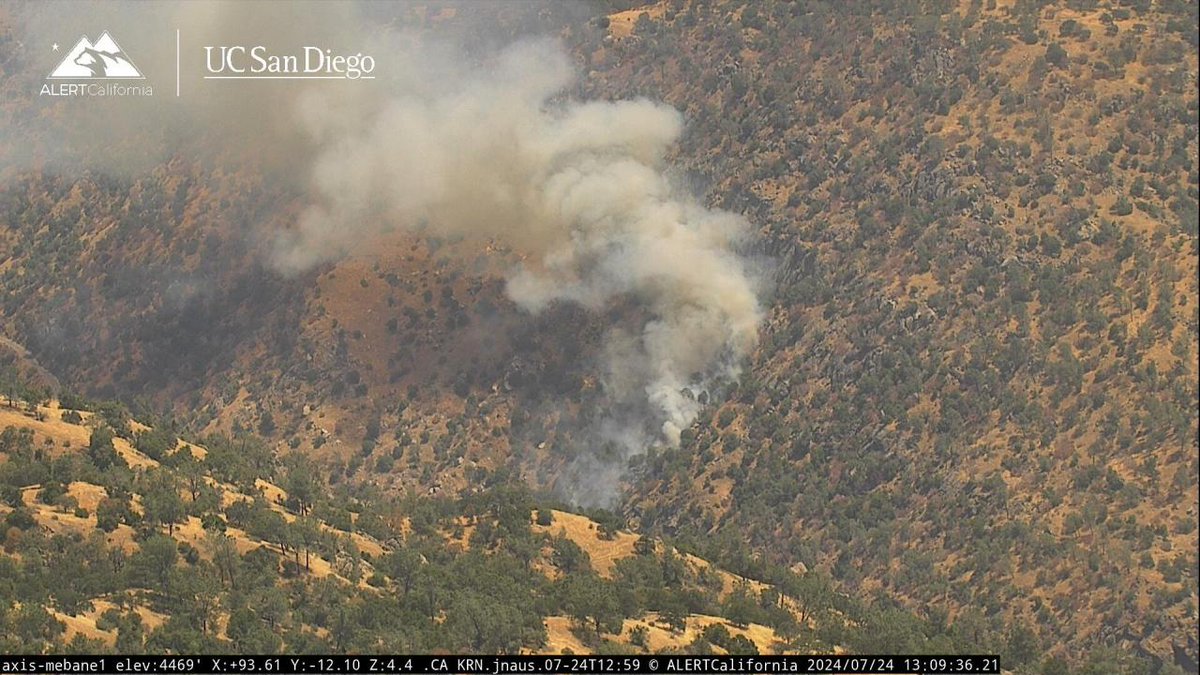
[4,1,764,501]
[274,38,764,457]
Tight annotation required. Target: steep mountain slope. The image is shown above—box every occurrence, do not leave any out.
[0,394,965,655]
[0,0,1195,670]
[578,0,1197,669]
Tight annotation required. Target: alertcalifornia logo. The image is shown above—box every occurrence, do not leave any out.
[37,29,379,100]
[41,31,154,97]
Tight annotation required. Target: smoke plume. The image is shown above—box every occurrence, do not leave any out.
[278,38,763,463]
[3,1,765,503]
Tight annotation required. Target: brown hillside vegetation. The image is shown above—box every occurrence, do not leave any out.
[0,402,386,582]
[1,402,815,655]
[583,0,1197,667]
[534,509,777,601]
[0,0,1195,668]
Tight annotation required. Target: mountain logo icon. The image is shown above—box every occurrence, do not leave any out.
[48,32,143,79]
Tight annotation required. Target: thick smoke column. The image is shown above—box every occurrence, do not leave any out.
[276,39,763,457]
[4,0,763,502]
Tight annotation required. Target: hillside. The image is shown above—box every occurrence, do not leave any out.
[582,0,1198,669]
[1,395,930,655]
[0,0,1195,671]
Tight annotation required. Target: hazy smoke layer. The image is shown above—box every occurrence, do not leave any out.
[4,1,763,502]
[279,39,763,460]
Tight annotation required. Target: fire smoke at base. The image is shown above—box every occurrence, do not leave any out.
[275,38,766,504]
[6,2,766,506]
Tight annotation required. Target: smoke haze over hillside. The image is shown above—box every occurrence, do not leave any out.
[4,1,766,504]
[284,38,765,488]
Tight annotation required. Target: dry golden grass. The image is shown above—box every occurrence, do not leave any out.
[68,480,107,512]
[3,402,803,653]
[640,613,782,653]
[49,597,170,648]
[533,509,639,578]
[607,3,667,40]
[542,615,593,654]
[0,408,389,589]
[533,509,778,605]
[541,612,785,655]
[255,477,288,506]
[0,402,159,470]
[51,607,115,646]
[0,404,91,450]
[2,483,138,553]
[177,439,207,459]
